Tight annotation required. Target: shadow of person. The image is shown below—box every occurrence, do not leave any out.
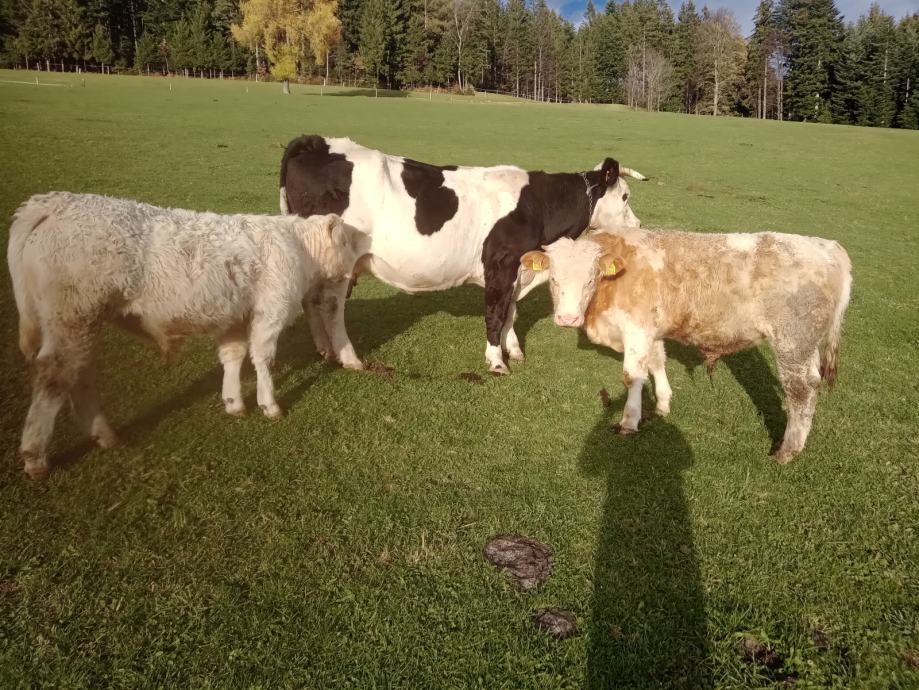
[722,348,786,451]
[580,400,711,689]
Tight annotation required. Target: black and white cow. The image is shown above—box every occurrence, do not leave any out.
[279,135,646,373]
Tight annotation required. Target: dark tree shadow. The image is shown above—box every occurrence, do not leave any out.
[722,348,786,450]
[580,398,711,689]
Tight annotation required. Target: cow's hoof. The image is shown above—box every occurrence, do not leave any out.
[260,404,283,420]
[489,362,510,375]
[612,423,638,436]
[22,451,49,480]
[655,403,671,417]
[94,430,119,449]
[224,399,246,417]
[507,347,525,362]
[341,358,364,371]
[773,449,797,465]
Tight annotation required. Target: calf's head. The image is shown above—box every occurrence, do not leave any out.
[297,213,364,279]
[521,238,624,328]
[588,158,642,231]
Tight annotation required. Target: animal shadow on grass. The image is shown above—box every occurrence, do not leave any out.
[50,329,320,474]
[722,348,786,451]
[580,398,711,689]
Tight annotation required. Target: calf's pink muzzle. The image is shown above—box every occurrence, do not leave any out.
[555,314,583,327]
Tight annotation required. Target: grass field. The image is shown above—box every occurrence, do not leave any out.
[1,70,918,688]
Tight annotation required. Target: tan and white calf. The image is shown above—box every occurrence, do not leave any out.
[8,192,362,478]
[522,229,852,463]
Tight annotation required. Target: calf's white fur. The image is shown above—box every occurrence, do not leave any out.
[8,192,360,478]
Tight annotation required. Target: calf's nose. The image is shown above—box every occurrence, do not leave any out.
[554,314,582,327]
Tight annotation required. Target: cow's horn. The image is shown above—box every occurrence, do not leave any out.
[619,167,648,181]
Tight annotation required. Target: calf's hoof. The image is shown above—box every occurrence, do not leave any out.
[224,398,247,417]
[22,451,49,480]
[507,347,525,362]
[655,403,671,417]
[341,357,364,371]
[489,361,510,375]
[612,422,638,436]
[260,404,283,420]
[772,449,798,465]
[94,429,119,449]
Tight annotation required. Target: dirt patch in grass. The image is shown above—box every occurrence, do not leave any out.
[459,372,485,385]
[736,635,784,670]
[903,649,919,669]
[599,388,612,408]
[532,607,578,639]
[483,535,553,591]
[0,577,20,596]
[811,628,830,652]
[365,360,395,383]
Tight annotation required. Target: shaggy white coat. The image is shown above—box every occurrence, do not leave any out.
[8,192,360,478]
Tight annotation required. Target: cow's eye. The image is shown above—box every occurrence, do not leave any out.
[622,193,629,202]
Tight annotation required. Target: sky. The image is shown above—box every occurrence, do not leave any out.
[551,0,919,34]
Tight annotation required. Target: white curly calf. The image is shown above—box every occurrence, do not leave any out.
[8,192,361,478]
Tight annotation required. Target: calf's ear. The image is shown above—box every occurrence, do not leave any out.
[600,158,620,187]
[521,250,550,272]
[599,254,625,279]
[325,214,347,243]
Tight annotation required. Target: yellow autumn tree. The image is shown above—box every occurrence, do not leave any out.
[232,0,341,93]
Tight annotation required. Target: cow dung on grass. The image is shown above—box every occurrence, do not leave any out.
[483,535,553,591]
[532,607,578,639]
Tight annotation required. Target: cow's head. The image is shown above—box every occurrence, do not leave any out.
[588,158,643,231]
[521,238,625,328]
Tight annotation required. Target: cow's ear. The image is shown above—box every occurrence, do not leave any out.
[325,215,347,244]
[599,254,625,279]
[521,250,550,272]
[600,158,620,187]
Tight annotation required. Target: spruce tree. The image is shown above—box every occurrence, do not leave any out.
[780,0,844,122]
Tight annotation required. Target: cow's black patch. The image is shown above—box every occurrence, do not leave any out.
[280,135,353,217]
[480,158,620,347]
[401,159,459,235]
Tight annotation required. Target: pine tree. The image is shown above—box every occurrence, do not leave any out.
[674,0,702,113]
[780,0,844,122]
[89,24,114,71]
[746,0,778,118]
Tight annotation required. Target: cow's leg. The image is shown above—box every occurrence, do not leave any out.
[248,315,285,420]
[304,290,333,361]
[484,258,518,374]
[218,327,248,416]
[616,334,652,434]
[649,340,672,416]
[20,323,92,478]
[317,279,363,370]
[774,348,821,464]
[501,299,525,362]
[69,361,117,449]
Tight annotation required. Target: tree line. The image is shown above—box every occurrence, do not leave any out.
[1,0,917,128]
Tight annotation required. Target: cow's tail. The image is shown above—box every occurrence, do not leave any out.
[819,244,852,389]
[8,197,49,361]
[279,134,326,215]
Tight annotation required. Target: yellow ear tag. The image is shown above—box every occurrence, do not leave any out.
[531,258,545,272]
[604,261,617,276]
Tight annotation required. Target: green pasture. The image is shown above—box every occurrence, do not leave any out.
[0,70,917,688]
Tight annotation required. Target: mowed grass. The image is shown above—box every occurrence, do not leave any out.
[0,70,918,688]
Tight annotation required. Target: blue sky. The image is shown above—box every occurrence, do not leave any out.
[551,0,919,34]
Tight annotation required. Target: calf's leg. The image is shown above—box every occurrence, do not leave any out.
[501,300,525,362]
[649,340,672,416]
[248,315,285,419]
[218,328,248,416]
[317,279,363,370]
[774,348,821,464]
[616,334,653,433]
[20,324,93,478]
[304,290,333,361]
[69,361,117,448]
